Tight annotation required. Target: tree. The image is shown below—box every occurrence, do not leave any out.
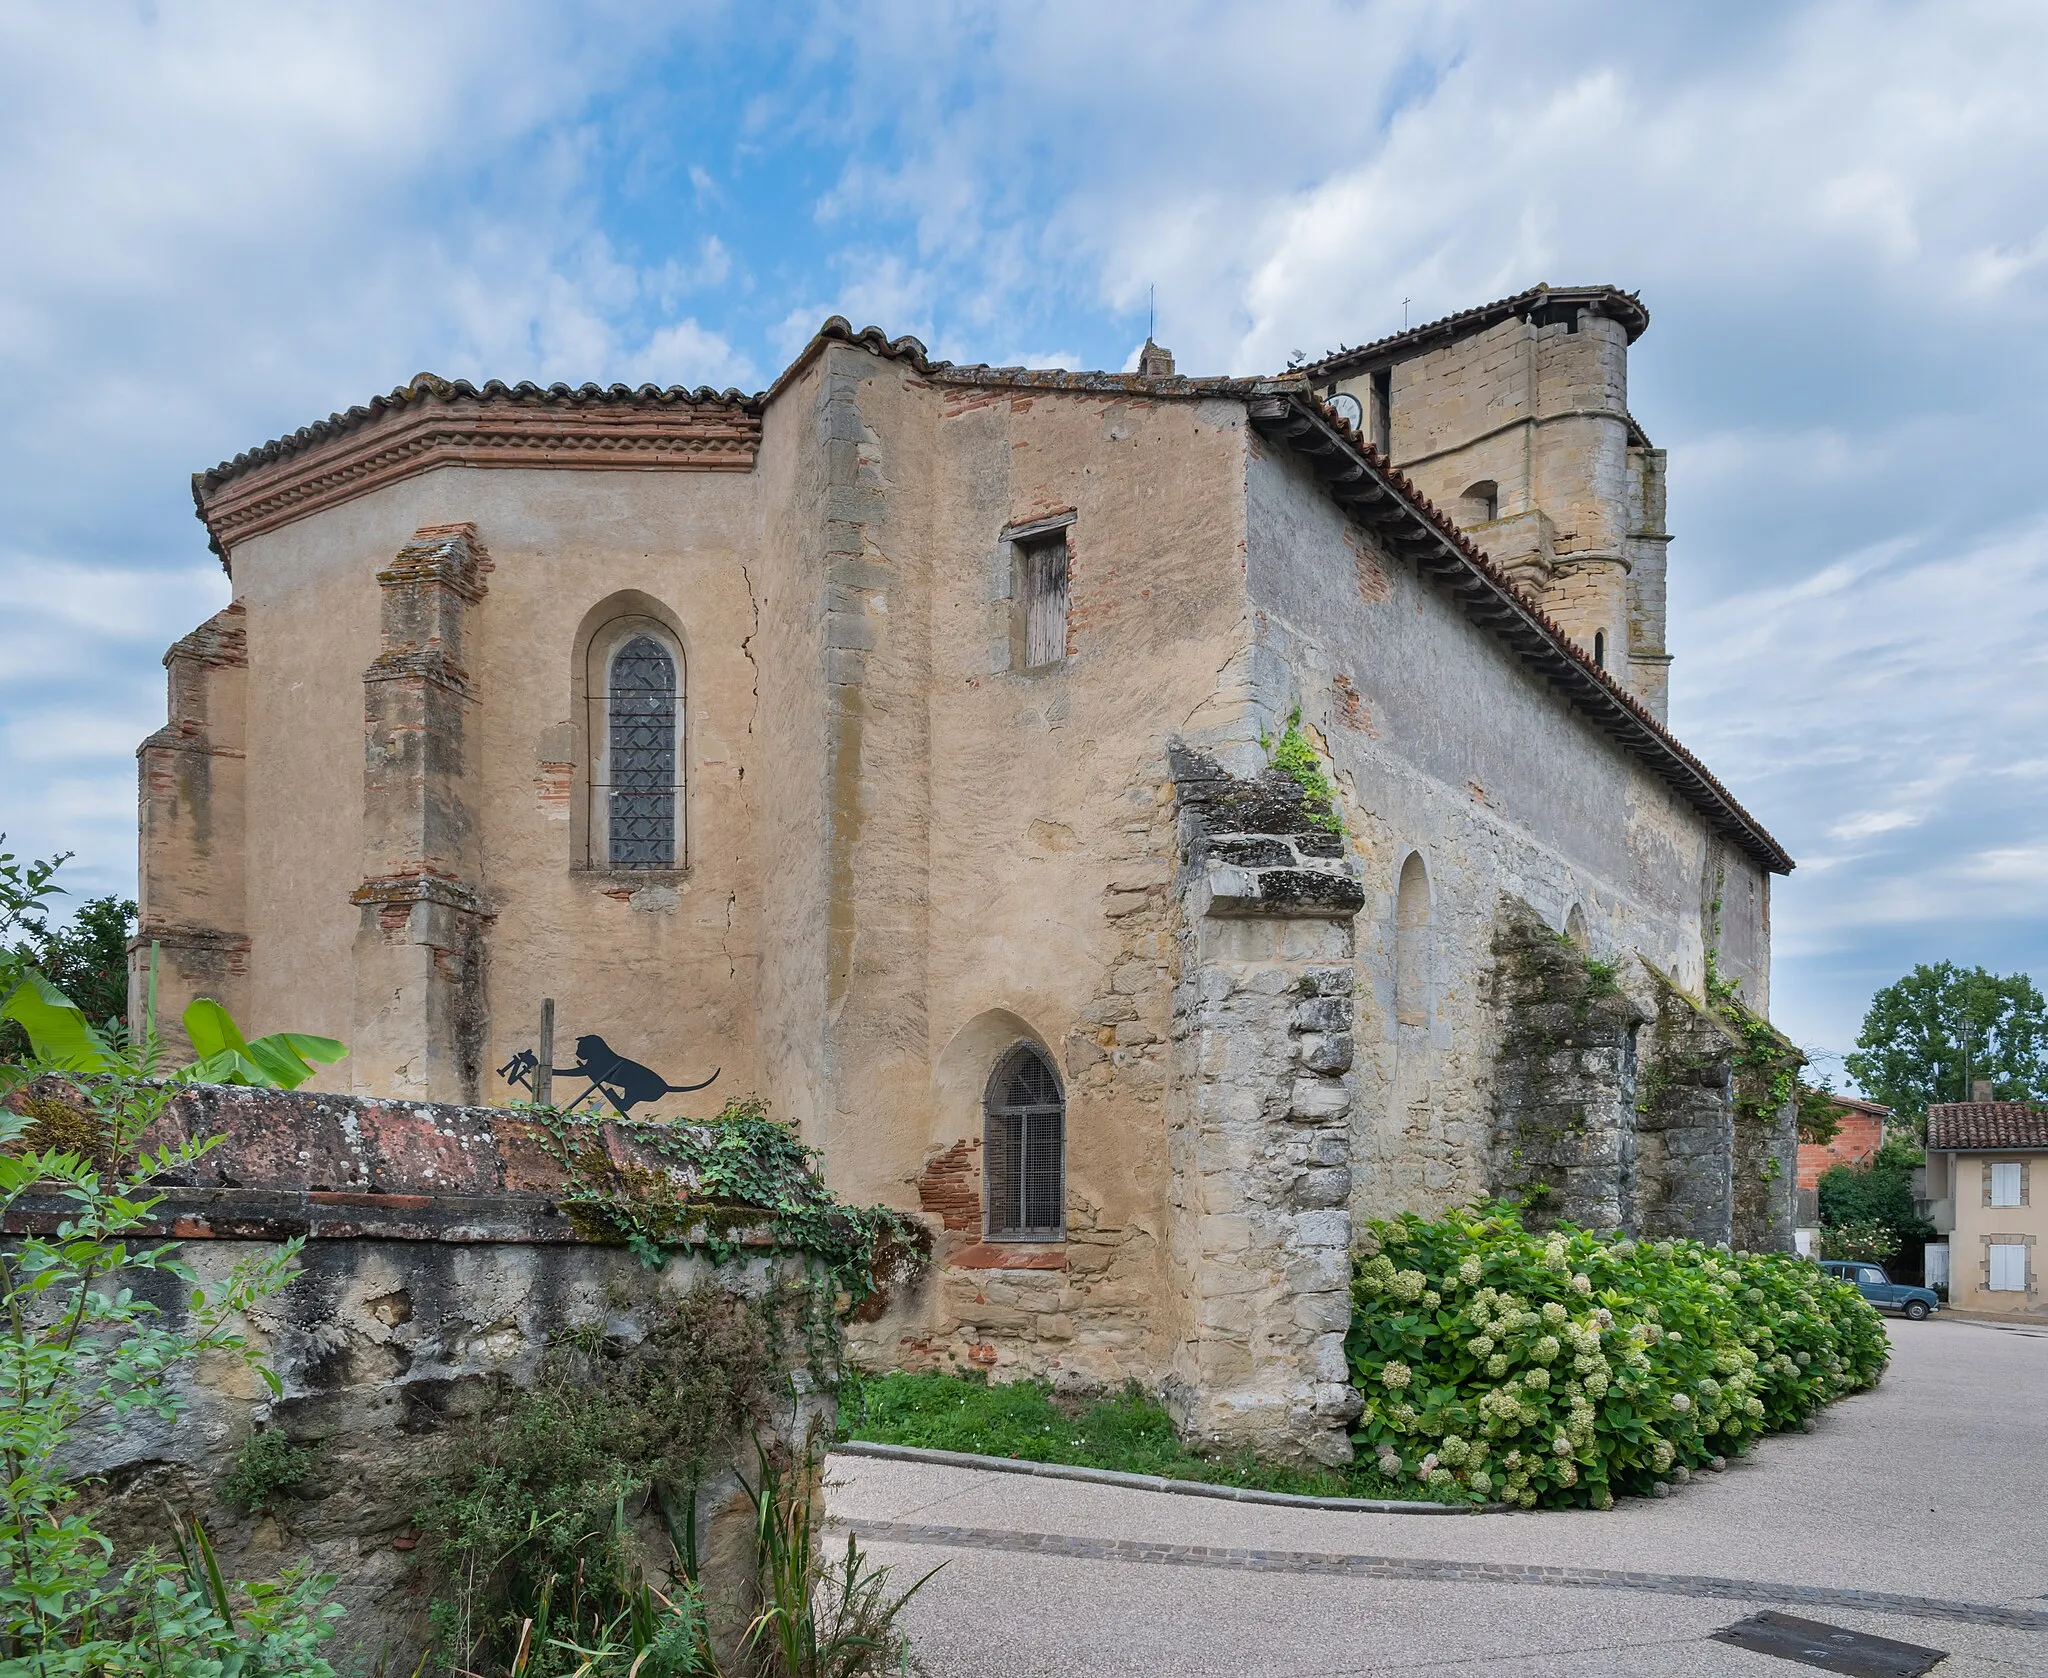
[1845,962,2048,1127]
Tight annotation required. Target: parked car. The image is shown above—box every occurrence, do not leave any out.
[1818,1259,1939,1320]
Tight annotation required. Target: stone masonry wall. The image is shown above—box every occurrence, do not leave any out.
[1489,898,1647,1232]
[7,1082,832,1673]
[1163,744,1365,1465]
[1635,975,1738,1243]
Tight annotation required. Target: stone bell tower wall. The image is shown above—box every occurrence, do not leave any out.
[1330,302,1667,717]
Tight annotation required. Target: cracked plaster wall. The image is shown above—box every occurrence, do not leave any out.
[213,458,769,1113]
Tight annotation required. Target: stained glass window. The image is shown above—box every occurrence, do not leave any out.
[986,1045,1064,1239]
[605,634,677,868]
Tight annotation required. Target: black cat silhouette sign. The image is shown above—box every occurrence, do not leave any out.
[499,1032,719,1117]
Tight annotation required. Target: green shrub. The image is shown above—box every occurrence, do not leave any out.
[1348,1205,1889,1510]
[221,1428,317,1514]
[1820,1221,1900,1263]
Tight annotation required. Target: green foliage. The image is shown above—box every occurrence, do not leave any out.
[0,1051,340,1666]
[1347,1205,1889,1510]
[1820,1221,1900,1263]
[1817,1161,1932,1253]
[1794,1082,1843,1147]
[417,1286,776,1674]
[741,1449,938,1678]
[0,893,133,1064]
[525,1098,928,1308]
[1264,708,1342,833]
[836,1370,1424,1501]
[0,841,345,1669]
[220,1429,317,1515]
[1,972,345,1092]
[1703,954,1802,1125]
[1846,961,2048,1126]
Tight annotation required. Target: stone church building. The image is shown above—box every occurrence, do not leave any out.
[138,284,1796,1462]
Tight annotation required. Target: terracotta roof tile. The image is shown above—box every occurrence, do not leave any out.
[194,373,758,497]
[1298,284,1650,380]
[1244,387,1790,874]
[1927,1103,2048,1151]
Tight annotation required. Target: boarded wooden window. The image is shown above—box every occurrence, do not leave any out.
[985,1044,1064,1239]
[1989,1242,2027,1291]
[1019,532,1070,669]
[1991,1161,2022,1207]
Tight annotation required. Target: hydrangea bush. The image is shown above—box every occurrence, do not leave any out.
[1348,1205,1890,1509]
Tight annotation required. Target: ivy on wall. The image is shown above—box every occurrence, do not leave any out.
[520,1097,930,1312]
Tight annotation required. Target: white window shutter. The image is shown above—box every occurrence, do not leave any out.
[1992,1162,2022,1207]
[1989,1243,2027,1292]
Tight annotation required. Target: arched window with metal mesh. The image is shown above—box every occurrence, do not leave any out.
[984,1044,1065,1240]
[602,633,680,869]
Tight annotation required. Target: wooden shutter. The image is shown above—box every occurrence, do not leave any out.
[1021,536,1069,668]
[1991,1162,2022,1207]
[1989,1243,2027,1292]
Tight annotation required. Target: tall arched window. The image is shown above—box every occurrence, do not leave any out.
[1394,852,1431,1028]
[985,1043,1065,1240]
[591,628,683,869]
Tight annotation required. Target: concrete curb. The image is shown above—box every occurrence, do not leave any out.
[828,1439,1503,1514]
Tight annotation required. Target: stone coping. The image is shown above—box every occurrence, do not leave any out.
[829,1440,1501,1514]
[0,1185,780,1249]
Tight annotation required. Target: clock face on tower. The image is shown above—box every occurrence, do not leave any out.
[1326,390,1365,432]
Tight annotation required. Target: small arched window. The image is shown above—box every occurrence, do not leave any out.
[1460,480,1499,525]
[1593,629,1606,670]
[594,630,683,868]
[985,1044,1065,1240]
[1394,852,1431,1028]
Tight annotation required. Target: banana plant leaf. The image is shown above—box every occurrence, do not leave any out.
[0,970,120,1073]
[182,998,345,1090]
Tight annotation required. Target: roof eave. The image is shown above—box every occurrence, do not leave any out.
[1245,387,1792,876]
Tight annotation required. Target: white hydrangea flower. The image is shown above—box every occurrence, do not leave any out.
[1670,1393,1692,1414]
[1381,1361,1413,1389]
[1542,1301,1569,1326]
[1422,1290,1442,1310]
[1553,1433,1573,1456]
[1523,1368,1550,1391]
[1467,1335,1495,1358]
[1571,1273,1592,1294]
[1392,1269,1428,1302]
[1377,1448,1402,1476]
[1533,1335,1561,1364]
[1486,1354,1509,1379]
[1458,1256,1483,1286]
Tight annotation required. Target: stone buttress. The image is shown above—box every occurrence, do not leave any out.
[132,603,251,1051]
[349,524,493,1102]
[1164,744,1365,1465]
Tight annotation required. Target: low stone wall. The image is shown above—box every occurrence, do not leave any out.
[6,1083,831,1672]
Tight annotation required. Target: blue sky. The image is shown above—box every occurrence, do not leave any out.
[2,0,2045,1081]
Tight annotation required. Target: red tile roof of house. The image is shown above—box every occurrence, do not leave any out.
[1927,1103,2048,1151]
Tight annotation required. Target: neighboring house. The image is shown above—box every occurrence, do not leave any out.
[136,284,1796,1465]
[1795,1094,1891,1226]
[1926,1092,2048,1314]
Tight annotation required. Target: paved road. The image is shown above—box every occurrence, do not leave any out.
[825,1317,2048,1675]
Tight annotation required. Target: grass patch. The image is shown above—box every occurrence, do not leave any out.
[835,1369,1438,1502]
